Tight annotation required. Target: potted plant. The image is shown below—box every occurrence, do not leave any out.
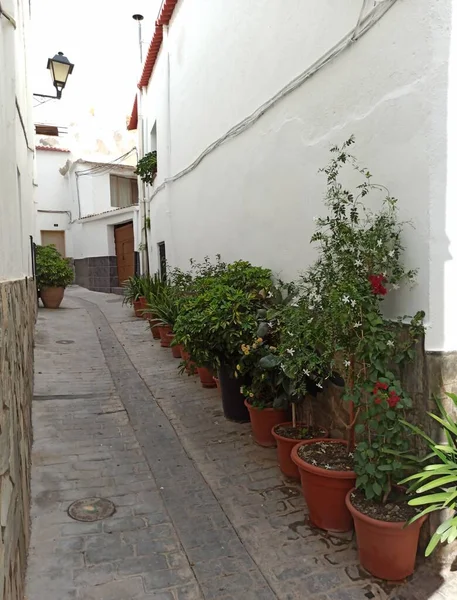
[122,275,143,317]
[143,273,167,338]
[147,285,181,348]
[173,261,273,420]
[135,151,157,185]
[291,138,424,538]
[396,394,457,559]
[36,244,74,309]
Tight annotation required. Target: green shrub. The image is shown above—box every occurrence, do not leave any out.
[36,245,74,289]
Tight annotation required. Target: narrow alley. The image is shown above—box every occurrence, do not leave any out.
[26,288,456,600]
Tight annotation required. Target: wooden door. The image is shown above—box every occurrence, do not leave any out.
[114,222,135,285]
[41,230,66,256]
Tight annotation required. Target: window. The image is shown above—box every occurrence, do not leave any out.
[110,175,138,208]
[158,241,166,281]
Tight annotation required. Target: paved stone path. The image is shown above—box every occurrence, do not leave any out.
[26,287,457,600]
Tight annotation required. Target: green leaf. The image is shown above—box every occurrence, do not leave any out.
[425,532,443,557]
[409,492,452,506]
[258,354,281,370]
[256,322,269,338]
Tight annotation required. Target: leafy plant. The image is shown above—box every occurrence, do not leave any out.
[147,285,181,328]
[400,393,457,556]
[36,245,74,289]
[122,275,143,306]
[135,151,157,185]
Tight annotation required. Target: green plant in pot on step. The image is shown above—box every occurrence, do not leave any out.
[36,244,74,309]
[289,139,426,556]
[122,275,144,317]
[147,284,181,349]
[173,261,273,418]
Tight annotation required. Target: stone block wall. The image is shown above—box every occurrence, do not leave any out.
[73,256,119,293]
[0,278,36,600]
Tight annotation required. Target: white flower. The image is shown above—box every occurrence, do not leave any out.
[317,382,323,389]
[392,283,400,290]
[268,321,274,327]
[382,256,388,263]
[344,360,351,368]
[309,304,315,311]
[355,259,362,267]
[281,363,286,371]
[307,317,313,324]
[350,299,356,307]
[286,348,295,356]
[313,216,319,222]
[311,459,318,465]
[324,464,331,470]
[267,291,273,298]
[290,302,299,307]
[354,322,362,328]
[342,295,350,304]
[377,239,383,247]
[303,369,310,376]
[387,340,394,347]
[314,294,322,303]
[348,452,354,458]
[287,331,293,337]
[382,272,387,277]
[388,250,395,258]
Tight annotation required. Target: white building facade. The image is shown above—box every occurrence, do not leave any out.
[0,1,36,598]
[34,146,141,292]
[129,0,457,361]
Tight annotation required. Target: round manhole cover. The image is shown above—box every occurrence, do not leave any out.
[56,340,74,345]
[68,498,116,522]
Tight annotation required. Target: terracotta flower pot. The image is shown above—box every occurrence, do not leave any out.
[197,367,217,388]
[139,296,148,319]
[291,439,356,532]
[158,325,172,347]
[149,319,161,340]
[167,333,182,359]
[245,401,287,447]
[272,423,329,479]
[346,488,427,580]
[133,299,142,318]
[180,348,197,374]
[40,286,65,309]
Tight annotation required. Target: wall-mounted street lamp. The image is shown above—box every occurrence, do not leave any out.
[34,52,74,100]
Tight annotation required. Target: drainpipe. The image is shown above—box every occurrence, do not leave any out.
[137,88,150,276]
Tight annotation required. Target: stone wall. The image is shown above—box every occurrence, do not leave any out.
[0,278,36,600]
[74,256,119,293]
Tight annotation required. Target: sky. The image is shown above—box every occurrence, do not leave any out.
[31,0,161,132]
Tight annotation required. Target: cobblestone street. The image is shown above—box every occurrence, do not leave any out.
[26,287,457,600]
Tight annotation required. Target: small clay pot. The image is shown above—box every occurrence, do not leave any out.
[139,296,148,318]
[245,401,287,447]
[346,488,427,580]
[149,319,161,340]
[167,333,182,359]
[158,325,172,347]
[271,423,329,479]
[197,367,216,388]
[180,347,197,374]
[40,287,65,309]
[291,439,356,532]
[133,299,142,318]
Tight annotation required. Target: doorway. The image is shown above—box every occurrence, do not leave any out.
[41,230,66,257]
[114,222,135,285]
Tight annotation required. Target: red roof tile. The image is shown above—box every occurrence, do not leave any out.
[36,146,70,153]
[127,0,180,130]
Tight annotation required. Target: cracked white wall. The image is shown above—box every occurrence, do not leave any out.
[141,0,456,352]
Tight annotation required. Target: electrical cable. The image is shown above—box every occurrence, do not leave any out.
[146,0,398,204]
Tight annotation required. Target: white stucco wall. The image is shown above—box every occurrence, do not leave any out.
[0,0,35,281]
[140,0,455,352]
[34,149,74,256]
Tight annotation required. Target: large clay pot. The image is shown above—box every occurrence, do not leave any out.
[245,401,287,447]
[346,488,427,580]
[149,319,161,340]
[197,367,217,388]
[218,363,249,422]
[272,423,329,479]
[291,439,356,532]
[133,299,142,318]
[40,286,65,309]
[180,347,197,374]
[167,333,182,359]
[158,325,172,347]
[139,296,149,319]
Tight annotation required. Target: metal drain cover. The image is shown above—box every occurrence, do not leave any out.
[68,497,115,522]
[56,340,74,345]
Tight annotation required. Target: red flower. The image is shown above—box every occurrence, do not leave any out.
[373,381,388,395]
[387,391,400,408]
[369,274,387,296]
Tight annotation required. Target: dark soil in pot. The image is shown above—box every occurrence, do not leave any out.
[272,423,329,479]
[346,488,426,580]
[291,440,356,532]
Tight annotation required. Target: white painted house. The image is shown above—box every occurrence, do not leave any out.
[128,0,457,364]
[0,1,36,598]
[34,142,141,292]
